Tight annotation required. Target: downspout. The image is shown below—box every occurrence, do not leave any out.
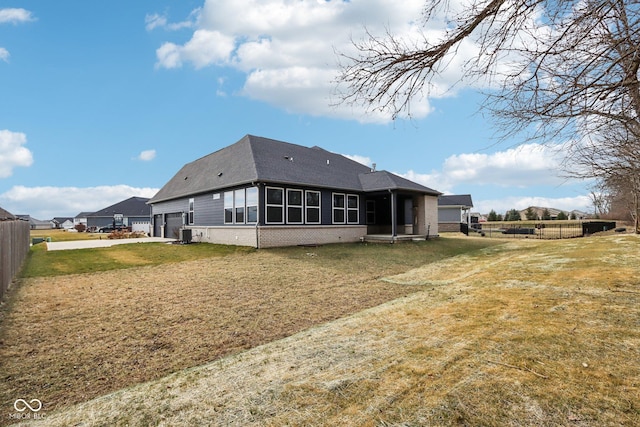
[389,189,397,241]
[252,181,261,248]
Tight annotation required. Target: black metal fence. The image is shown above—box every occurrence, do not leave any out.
[0,219,30,301]
[469,221,617,240]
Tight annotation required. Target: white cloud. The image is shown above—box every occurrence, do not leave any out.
[151,0,468,122]
[0,130,34,178]
[441,143,567,187]
[145,9,199,31]
[137,149,156,161]
[342,154,372,167]
[397,143,594,214]
[398,169,446,193]
[156,29,235,69]
[0,185,159,219]
[0,8,35,24]
[145,13,167,31]
[0,8,34,63]
[399,143,568,193]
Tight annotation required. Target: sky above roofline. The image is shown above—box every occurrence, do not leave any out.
[0,1,595,219]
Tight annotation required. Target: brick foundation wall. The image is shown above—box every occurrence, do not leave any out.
[188,226,258,247]
[186,225,367,248]
[438,223,461,233]
[257,225,367,248]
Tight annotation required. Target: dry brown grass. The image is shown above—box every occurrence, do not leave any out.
[2,238,500,425]
[9,234,638,427]
[3,235,639,426]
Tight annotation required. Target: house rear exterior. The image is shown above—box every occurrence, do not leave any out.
[148,135,441,248]
[86,197,151,232]
[438,194,474,232]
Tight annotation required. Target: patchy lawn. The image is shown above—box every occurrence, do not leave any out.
[10,234,639,427]
[0,237,499,423]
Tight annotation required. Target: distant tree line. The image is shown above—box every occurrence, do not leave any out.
[486,208,577,222]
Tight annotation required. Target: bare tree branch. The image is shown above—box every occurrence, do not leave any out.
[335,1,640,232]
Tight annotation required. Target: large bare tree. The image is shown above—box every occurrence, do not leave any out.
[337,0,640,231]
[573,124,640,230]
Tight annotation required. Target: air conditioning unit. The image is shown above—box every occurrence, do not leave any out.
[180,228,192,244]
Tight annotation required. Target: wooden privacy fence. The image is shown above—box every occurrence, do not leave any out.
[0,219,30,301]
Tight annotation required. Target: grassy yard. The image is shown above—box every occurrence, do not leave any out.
[30,229,105,242]
[12,233,638,427]
[0,236,501,425]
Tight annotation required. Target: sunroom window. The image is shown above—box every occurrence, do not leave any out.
[224,192,233,224]
[332,193,345,223]
[246,187,258,223]
[287,189,303,224]
[234,189,245,223]
[306,190,321,224]
[347,195,359,223]
[266,187,284,224]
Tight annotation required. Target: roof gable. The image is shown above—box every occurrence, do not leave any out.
[359,171,440,195]
[150,135,259,203]
[438,194,473,208]
[89,197,151,217]
[0,206,15,220]
[249,137,371,190]
[150,135,441,203]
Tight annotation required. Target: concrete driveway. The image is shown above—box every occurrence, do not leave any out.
[46,237,176,251]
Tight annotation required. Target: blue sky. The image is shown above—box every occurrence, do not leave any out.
[0,1,594,220]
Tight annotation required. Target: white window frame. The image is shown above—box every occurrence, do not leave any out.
[305,190,321,224]
[234,189,245,224]
[265,186,284,224]
[188,198,195,224]
[286,189,304,224]
[347,194,359,224]
[332,193,346,224]
[224,191,234,224]
[246,187,258,224]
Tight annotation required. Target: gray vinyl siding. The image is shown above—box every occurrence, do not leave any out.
[194,192,223,225]
[151,198,189,216]
[438,207,462,223]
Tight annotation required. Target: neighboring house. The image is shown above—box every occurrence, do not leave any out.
[16,215,53,230]
[87,197,151,231]
[519,206,592,221]
[0,206,15,221]
[438,194,474,232]
[148,135,441,247]
[74,212,93,229]
[53,217,75,230]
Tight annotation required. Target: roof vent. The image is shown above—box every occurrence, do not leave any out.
[327,159,330,165]
[284,156,294,162]
[371,163,377,172]
[217,172,223,177]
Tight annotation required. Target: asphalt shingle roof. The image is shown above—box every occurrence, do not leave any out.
[88,197,151,217]
[438,194,474,208]
[150,135,440,203]
[0,206,15,220]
